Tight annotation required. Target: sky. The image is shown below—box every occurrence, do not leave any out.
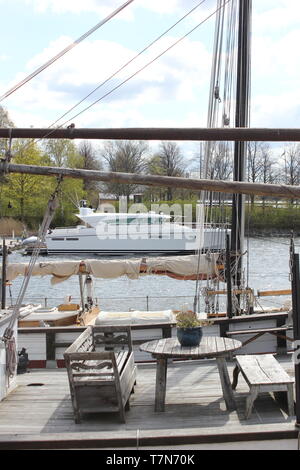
[0,0,299,163]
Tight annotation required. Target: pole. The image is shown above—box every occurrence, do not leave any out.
[2,127,300,141]
[291,250,300,427]
[0,127,300,142]
[1,240,7,309]
[3,162,300,199]
[231,0,252,290]
[226,234,233,318]
[79,274,85,313]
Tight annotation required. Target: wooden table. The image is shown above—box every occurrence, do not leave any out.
[140,336,242,412]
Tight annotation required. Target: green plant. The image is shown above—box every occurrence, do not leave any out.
[175,310,213,328]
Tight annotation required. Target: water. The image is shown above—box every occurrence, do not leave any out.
[4,237,299,313]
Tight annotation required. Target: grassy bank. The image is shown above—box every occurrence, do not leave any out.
[245,205,300,235]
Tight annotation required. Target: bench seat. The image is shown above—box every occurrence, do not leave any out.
[232,354,294,419]
[64,326,137,423]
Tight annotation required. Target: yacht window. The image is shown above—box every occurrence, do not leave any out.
[51,237,65,241]
[66,237,79,241]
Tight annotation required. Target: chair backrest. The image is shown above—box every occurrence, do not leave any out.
[92,325,133,354]
[64,325,133,383]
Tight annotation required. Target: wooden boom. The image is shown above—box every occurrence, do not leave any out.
[257,289,292,297]
[1,162,300,199]
[1,126,300,141]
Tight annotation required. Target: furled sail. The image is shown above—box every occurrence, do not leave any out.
[4,254,224,285]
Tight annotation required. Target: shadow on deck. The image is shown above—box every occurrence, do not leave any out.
[0,355,298,449]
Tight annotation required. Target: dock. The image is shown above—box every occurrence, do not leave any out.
[0,355,298,450]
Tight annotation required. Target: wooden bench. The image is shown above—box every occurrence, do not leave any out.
[232,354,294,419]
[64,325,137,423]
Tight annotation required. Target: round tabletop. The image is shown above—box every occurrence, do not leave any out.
[140,336,242,359]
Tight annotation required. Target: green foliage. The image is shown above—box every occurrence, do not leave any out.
[0,137,87,229]
[175,310,212,328]
[245,205,300,231]
[0,139,54,223]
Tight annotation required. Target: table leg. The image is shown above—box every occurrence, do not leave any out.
[216,356,236,411]
[155,358,168,412]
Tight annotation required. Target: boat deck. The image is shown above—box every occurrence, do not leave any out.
[0,355,298,450]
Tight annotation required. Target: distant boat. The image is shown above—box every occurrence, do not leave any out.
[44,200,228,256]
[21,236,38,246]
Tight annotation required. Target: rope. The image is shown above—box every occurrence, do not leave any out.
[0,0,135,103]
[5,337,17,378]
[9,0,226,161]
[48,0,209,131]
[1,177,63,342]
[193,0,236,313]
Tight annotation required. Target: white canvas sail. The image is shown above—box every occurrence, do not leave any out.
[4,254,223,285]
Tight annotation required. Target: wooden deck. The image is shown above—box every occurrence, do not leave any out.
[0,355,298,449]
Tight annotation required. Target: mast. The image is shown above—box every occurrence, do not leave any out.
[230,0,252,292]
[1,240,7,309]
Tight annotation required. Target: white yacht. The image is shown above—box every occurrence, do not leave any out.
[44,201,228,255]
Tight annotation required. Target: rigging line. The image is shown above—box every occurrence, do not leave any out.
[9,0,224,159]
[0,0,135,103]
[38,0,232,139]
[48,0,209,130]
[2,177,62,339]
[194,1,235,311]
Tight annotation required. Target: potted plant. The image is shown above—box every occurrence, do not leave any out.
[175,308,213,347]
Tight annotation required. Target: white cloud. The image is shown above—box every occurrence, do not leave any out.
[137,0,216,15]
[23,0,134,18]
[22,0,217,18]
[6,0,300,135]
[6,33,211,129]
[253,0,300,32]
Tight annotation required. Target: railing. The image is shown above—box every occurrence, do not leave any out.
[18,323,175,366]
[8,294,198,312]
[17,311,291,367]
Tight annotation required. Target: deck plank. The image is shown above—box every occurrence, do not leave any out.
[0,356,297,448]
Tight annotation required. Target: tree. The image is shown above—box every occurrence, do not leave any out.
[78,141,102,207]
[247,142,276,206]
[0,105,14,158]
[101,140,148,199]
[0,106,15,215]
[3,139,53,223]
[151,142,185,200]
[43,139,86,226]
[44,138,77,167]
[281,144,300,205]
[282,144,300,186]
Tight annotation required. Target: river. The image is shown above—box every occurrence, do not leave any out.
[4,236,298,313]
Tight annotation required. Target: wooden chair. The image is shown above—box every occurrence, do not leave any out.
[64,325,137,423]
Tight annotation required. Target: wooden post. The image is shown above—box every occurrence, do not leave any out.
[45,331,56,362]
[226,234,233,318]
[1,240,7,309]
[78,274,85,312]
[291,251,300,426]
